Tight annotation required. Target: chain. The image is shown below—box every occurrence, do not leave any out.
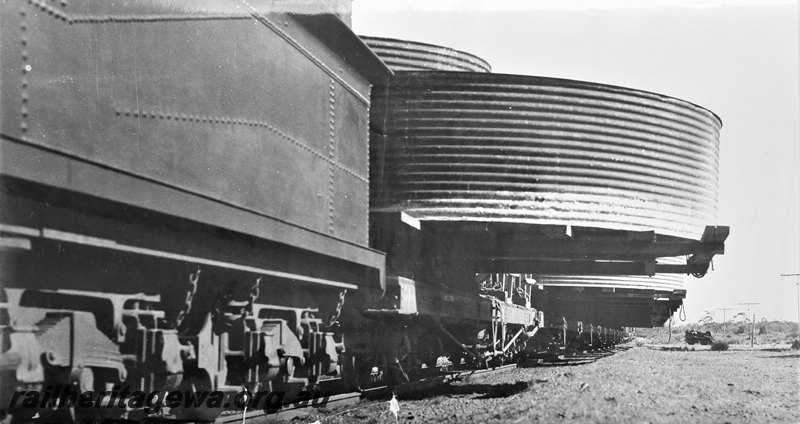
[212,283,234,318]
[244,277,262,319]
[248,278,261,310]
[173,269,200,328]
[328,289,347,327]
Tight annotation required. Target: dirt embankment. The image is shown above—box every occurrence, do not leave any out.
[305,346,799,423]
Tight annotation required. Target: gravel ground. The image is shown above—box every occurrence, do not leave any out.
[300,345,800,424]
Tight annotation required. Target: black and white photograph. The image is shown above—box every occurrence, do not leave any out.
[0,0,798,423]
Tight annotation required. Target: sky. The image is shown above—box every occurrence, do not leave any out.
[352,0,800,323]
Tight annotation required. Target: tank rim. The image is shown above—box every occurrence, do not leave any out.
[387,70,723,128]
[360,35,493,72]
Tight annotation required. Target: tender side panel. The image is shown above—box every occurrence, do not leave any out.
[1,0,370,246]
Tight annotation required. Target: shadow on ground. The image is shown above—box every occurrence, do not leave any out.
[762,353,800,359]
[519,346,628,367]
[398,381,531,401]
[370,347,628,404]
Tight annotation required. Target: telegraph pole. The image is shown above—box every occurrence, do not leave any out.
[717,308,731,335]
[738,302,760,347]
[780,273,800,332]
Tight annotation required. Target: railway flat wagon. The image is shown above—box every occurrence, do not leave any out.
[366,37,727,353]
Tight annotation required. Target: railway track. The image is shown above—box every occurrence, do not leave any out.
[213,381,439,423]
[214,364,519,423]
[215,349,623,423]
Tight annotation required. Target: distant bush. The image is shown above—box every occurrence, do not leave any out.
[711,340,729,351]
[722,334,738,344]
[791,339,800,350]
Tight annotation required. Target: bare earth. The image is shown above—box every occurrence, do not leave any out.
[304,345,800,424]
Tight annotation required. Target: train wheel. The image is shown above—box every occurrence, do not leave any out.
[340,353,364,391]
[67,367,95,422]
[8,384,41,424]
[172,371,221,423]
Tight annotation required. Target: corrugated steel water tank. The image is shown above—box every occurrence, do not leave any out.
[535,273,686,293]
[534,257,687,292]
[360,36,492,72]
[533,257,687,327]
[370,72,721,241]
